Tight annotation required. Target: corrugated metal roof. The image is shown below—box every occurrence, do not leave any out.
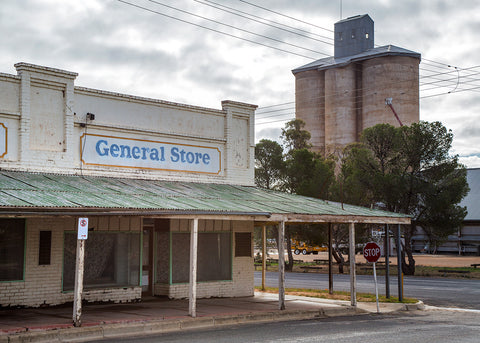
[292,45,421,74]
[0,170,409,223]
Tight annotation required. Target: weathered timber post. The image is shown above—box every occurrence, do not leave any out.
[189,218,199,317]
[349,222,357,306]
[278,220,285,310]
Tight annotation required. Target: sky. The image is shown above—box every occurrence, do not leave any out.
[1,0,479,167]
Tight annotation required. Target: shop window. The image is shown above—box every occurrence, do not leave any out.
[39,231,52,265]
[235,233,252,257]
[0,219,25,281]
[171,232,231,283]
[63,232,140,291]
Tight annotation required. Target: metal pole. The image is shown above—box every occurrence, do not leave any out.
[397,224,403,302]
[385,224,390,298]
[262,225,266,291]
[328,223,333,295]
[278,221,285,310]
[189,218,198,317]
[73,239,85,327]
[349,222,357,307]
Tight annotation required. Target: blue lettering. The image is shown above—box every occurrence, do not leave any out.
[186,152,194,163]
[180,149,186,162]
[203,154,210,165]
[120,145,131,158]
[170,147,179,162]
[96,140,109,156]
[150,148,159,161]
[132,146,141,159]
[141,147,150,160]
[194,152,202,164]
[110,144,119,157]
[159,146,165,161]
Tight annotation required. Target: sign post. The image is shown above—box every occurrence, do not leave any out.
[363,241,381,313]
[73,218,88,327]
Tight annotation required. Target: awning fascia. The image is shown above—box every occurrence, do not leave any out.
[258,213,411,225]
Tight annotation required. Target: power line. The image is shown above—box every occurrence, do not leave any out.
[116,0,479,107]
[116,0,318,60]
[194,0,334,45]
[143,0,330,57]
[257,65,480,112]
[237,0,334,33]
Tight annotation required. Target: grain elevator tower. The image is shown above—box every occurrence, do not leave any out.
[293,14,421,156]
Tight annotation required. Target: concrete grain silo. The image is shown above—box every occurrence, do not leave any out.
[293,14,421,156]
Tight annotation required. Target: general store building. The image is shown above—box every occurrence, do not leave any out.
[0,63,409,312]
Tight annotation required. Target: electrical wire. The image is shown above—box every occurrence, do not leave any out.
[143,0,331,57]
[194,0,334,45]
[237,0,334,33]
[257,65,480,115]
[116,0,319,60]
[115,0,479,110]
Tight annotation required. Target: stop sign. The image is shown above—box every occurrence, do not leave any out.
[363,242,381,263]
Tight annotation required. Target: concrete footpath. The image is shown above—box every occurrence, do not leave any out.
[0,292,424,342]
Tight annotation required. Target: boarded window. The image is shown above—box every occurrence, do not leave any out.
[0,219,25,281]
[39,231,52,265]
[63,232,140,291]
[235,232,251,257]
[171,232,232,283]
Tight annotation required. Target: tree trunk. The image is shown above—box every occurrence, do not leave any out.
[332,246,345,274]
[285,229,294,272]
[401,223,416,275]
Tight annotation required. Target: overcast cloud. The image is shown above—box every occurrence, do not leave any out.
[1,0,479,167]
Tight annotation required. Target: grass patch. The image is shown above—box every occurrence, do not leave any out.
[255,286,418,304]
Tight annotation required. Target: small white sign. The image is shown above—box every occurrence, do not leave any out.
[78,218,89,240]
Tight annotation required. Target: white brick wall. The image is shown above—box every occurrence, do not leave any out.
[154,220,254,299]
[0,63,256,186]
[0,216,142,307]
[0,217,254,307]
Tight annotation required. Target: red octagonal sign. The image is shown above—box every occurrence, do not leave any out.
[363,242,381,263]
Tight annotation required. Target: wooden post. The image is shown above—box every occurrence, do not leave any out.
[349,222,357,306]
[328,223,333,295]
[278,221,285,310]
[189,218,199,317]
[262,225,267,291]
[385,224,390,298]
[397,224,403,302]
[73,239,85,327]
[373,262,380,313]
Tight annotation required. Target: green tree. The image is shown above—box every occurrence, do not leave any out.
[339,121,469,274]
[284,149,335,198]
[254,139,284,190]
[281,120,335,271]
[281,119,311,152]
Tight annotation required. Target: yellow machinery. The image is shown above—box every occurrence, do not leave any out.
[291,239,327,255]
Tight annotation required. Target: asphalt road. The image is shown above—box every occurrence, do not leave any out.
[254,271,480,309]
[97,310,480,343]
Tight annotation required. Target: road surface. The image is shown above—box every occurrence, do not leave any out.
[255,271,480,309]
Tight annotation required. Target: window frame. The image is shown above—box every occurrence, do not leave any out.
[62,230,142,292]
[0,218,26,283]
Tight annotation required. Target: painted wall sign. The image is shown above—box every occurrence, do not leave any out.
[80,133,222,174]
[0,123,7,158]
